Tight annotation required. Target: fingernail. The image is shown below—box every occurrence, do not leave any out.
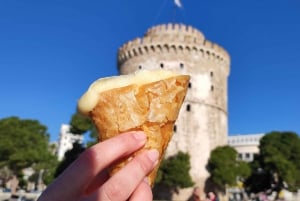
[147,149,159,163]
[133,131,146,141]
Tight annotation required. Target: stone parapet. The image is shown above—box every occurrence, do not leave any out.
[118,23,230,69]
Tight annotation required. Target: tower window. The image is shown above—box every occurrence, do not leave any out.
[160,63,164,68]
[211,85,214,91]
[180,63,184,69]
[173,125,177,132]
[210,71,213,77]
[186,104,191,111]
[138,65,142,69]
[188,82,192,88]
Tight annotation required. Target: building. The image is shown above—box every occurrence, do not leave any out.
[56,124,84,161]
[117,23,230,194]
[228,133,265,162]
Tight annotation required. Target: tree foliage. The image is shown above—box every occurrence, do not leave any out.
[153,152,194,200]
[0,116,58,185]
[245,131,300,192]
[69,112,98,146]
[155,151,194,189]
[207,145,251,190]
[70,112,92,134]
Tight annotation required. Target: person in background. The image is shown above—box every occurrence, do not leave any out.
[187,186,202,201]
[207,191,219,201]
[38,131,159,201]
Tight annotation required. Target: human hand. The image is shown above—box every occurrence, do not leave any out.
[38,131,159,201]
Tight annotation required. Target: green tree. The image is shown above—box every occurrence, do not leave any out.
[246,131,300,192]
[153,151,194,200]
[156,151,194,188]
[70,112,92,134]
[0,117,58,187]
[70,112,98,146]
[207,145,251,192]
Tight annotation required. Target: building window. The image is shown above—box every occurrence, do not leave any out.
[210,71,213,77]
[160,63,164,68]
[245,153,250,159]
[138,65,142,69]
[211,85,214,91]
[238,153,243,160]
[173,125,177,132]
[188,82,192,88]
[186,104,191,111]
[150,45,155,52]
[180,63,184,69]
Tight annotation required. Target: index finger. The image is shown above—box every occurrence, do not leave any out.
[38,131,146,201]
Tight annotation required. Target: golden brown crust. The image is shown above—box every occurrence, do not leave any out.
[90,74,190,186]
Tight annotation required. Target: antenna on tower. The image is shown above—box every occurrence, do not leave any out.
[173,0,185,23]
[174,0,183,8]
[151,0,185,25]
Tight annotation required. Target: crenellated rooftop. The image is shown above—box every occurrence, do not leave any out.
[118,23,230,66]
[145,23,205,43]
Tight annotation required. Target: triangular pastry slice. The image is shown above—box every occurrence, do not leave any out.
[78,69,190,186]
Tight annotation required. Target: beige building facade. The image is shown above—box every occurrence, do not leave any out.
[117,23,230,193]
[228,133,265,162]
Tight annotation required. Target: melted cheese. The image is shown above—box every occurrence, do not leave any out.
[77,70,179,115]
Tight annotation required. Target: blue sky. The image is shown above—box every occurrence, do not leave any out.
[1,0,300,142]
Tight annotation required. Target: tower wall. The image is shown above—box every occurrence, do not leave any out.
[117,23,230,190]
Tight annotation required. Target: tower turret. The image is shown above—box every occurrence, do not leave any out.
[117,23,230,194]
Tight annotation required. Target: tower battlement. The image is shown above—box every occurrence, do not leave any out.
[118,23,230,68]
[145,23,205,41]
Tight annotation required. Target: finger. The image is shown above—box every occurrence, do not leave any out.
[98,149,159,201]
[83,179,153,201]
[129,178,153,201]
[84,168,109,195]
[38,131,146,201]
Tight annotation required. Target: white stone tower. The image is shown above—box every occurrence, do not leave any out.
[117,23,230,190]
